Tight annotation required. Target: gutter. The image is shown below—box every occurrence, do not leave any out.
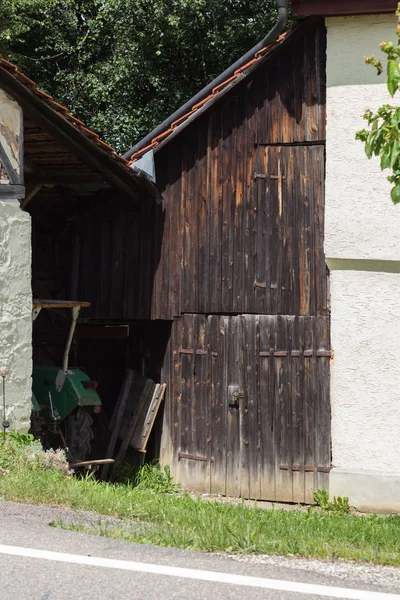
[123,0,289,161]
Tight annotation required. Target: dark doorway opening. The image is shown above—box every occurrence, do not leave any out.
[76,320,172,462]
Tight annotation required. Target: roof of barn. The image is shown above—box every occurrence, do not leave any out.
[124,21,313,165]
[0,57,156,202]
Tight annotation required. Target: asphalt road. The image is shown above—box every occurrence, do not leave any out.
[0,501,398,600]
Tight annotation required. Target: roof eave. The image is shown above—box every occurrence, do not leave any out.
[292,0,397,17]
[0,65,149,203]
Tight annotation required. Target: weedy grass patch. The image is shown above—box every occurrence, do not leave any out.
[0,436,399,566]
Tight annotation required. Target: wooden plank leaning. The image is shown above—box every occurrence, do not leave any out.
[131,383,167,452]
[100,369,134,480]
[109,378,154,480]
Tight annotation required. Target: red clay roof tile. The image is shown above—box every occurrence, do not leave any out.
[128,30,289,165]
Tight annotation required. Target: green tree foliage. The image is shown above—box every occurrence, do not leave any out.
[0,0,280,152]
[356,5,400,204]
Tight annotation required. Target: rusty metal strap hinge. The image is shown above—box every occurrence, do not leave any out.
[254,173,287,181]
[260,350,333,358]
[280,465,332,473]
[179,453,208,463]
[179,349,209,356]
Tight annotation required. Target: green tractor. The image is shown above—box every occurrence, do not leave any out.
[31,300,102,463]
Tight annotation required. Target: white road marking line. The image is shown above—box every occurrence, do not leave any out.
[0,544,398,600]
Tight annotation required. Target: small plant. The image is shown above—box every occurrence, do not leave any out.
[8,430,34,447]
[313,489,350,514]
[115,461,180,494]
[30,447,72,478]
[0,431,71,477]
[134,462,180,494]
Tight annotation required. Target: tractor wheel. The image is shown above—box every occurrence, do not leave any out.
[65,408,94,464]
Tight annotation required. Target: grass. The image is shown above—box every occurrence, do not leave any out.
[0,436,399,566]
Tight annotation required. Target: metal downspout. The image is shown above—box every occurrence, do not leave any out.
[123,0,289,161]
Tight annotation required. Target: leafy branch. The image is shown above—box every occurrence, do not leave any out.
[356,4,400,204]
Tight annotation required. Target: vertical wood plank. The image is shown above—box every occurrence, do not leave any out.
[304,316,316,503]
[208,112,223,313]
[233,96,246,313]
[225,316,241,497]
[191,315,210,491]
[221,100,235,311]
[239,315,250,499]
[292,316,306,503]
[243,314,260,499]
[281,148,295,315]
[210,315,226,495]
[274,316,293,501]
[269,148,283,315]
[243,81,258,313]
[259,315,276,500]
[172,317,184,481]
[179,314,195,488]
[181,146,193,313]
[197,125,209,314]
[312,145,327,316]
[254,147,270,314]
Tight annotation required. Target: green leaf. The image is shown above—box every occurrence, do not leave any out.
[387,60,400,96]
[365,131,376,158]
[381,151,391,170]
[391,183,400,204]
[390,138,400,169]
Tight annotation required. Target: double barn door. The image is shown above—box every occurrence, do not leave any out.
[176,313,331,503]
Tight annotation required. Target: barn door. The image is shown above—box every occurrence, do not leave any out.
[254,144,327,316]
[175,314,331,501]
[175,314,330,502]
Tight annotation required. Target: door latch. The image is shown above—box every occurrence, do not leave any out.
[228,386,244,410]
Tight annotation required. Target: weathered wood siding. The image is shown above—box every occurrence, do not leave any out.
[156,19,330,499]
[160,313,331,502]
[67,20,326,325]
[70,194,163,321]
[151,19,326,320]
[57,19,330,502]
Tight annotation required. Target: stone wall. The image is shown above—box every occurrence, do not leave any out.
[0,203,32,430]
[0,87,32,431]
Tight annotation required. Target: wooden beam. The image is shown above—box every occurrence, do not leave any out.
[21,182,43,209]
[293,0,397,16]
[0,142,21,185]
[0,184,24,200]
[33,300,91,309]
[25,171,106,185]
[24,157,36,173]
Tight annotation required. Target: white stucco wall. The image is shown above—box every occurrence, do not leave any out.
[330,270,400,474]
[0,89,32,431]
[326,15,400,484]
[326,14,400,261]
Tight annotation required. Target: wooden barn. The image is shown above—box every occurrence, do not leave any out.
[3,0,399,513]
[2,9,331,503]
[122,14,331,503]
